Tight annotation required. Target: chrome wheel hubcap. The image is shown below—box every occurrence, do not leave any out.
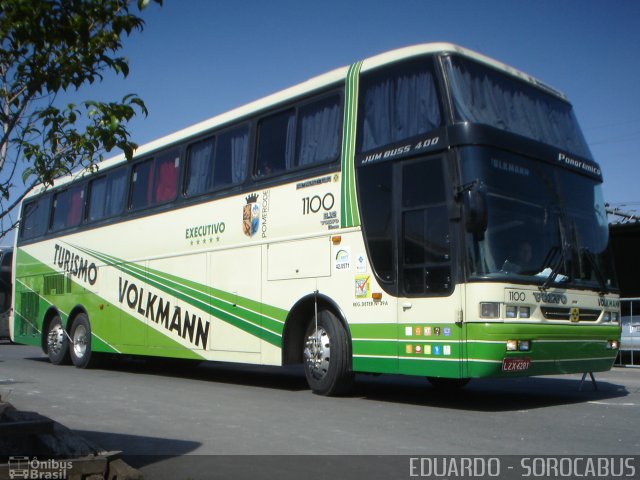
[48,324,65,355]
[304,326,330,380]
[73,324,88,358]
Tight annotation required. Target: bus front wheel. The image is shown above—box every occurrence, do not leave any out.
[303,310,353,396]
[46,315,70,365]
[69,314,95,369]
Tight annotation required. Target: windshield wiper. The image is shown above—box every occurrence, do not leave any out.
[539,217,571,291]
[581,247,609,294]
[539,250,564,290]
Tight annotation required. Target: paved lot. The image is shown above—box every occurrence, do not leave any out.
[1,342,639,479]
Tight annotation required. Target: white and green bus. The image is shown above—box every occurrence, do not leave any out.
[11,43,621,395]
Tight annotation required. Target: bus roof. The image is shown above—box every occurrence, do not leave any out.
[27,42,567,197]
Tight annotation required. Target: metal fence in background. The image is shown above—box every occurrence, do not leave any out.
[616,298,640,367]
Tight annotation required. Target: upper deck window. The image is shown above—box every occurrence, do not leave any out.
[297,94,341,166]
[445,56,592,159]
[130,148,180,210]
[357,58,442,153]
[51,184,85,231]
[20,196,51,241]
[256,109,295,177]
[88,168,128,222]
[256,94,342,177]
[184,125,249,197]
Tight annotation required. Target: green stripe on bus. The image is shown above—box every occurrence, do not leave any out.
[69,243,286,346]
[13,249,204,358]
[340,60,363,228]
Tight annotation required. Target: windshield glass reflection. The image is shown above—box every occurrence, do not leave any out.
[461,147,616,291]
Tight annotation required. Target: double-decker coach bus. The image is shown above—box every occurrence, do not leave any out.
[11,43,620,395]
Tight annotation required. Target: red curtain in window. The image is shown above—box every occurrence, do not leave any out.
[154,158,177,203]
[66,188,83,227]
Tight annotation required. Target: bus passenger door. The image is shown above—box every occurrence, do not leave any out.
[396,156,464,377]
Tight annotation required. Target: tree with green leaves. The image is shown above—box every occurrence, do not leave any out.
[0,0,162,240]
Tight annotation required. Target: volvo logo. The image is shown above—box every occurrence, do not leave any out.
[533,292,567,304]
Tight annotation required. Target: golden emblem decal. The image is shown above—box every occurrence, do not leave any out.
[243,193,260,237]
[570,307,580,323]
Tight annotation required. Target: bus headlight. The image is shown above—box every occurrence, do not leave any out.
[505,306,530,319]
[507,340,531,352]
[480,302,500,319]
[607,340,619,350]
[603,311,620,323]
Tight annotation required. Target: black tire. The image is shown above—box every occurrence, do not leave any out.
[427,377,471,390]
[303,310,353,396]
[46,315,71,365]
[69,313,95,368]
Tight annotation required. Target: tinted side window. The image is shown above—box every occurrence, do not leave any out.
[153,149,180,204]
[88,168,128,222]
[256,109,295,177]
[358,59,442,153]
[130,159,153,210]
[296,95,341,167]
[185,125,249,198]
[20,197,51,241]
[400,158,451,295]
[1,251,11,268]
[51,184,85,231]
[185,136,215,197]
[214,126,248,187]
[357,161,395,285]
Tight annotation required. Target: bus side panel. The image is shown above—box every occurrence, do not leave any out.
[210,247,261,354]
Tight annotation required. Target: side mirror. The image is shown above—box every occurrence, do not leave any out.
[463,185,488,234]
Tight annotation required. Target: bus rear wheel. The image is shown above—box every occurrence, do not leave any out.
[70,314,95,369]
[303,310,353,396]
[46,315,70,365]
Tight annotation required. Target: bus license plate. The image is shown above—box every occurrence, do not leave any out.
[502,357,531,372]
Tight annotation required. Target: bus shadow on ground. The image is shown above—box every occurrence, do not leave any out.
[108,356,311,392]
[351,373,630,412]
[105,356,631,412]
[24,354,630,412]
[24,354,311,392]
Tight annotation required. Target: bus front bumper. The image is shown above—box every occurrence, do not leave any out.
[465,322,621,378]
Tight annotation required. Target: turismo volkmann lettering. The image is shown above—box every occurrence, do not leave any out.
[53,243,98,286]
[118,277,210,348]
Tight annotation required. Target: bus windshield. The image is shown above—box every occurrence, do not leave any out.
[461,147,617,291]
[445,56,593,159]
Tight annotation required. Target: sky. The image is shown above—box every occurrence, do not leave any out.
[3,0,640,245]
